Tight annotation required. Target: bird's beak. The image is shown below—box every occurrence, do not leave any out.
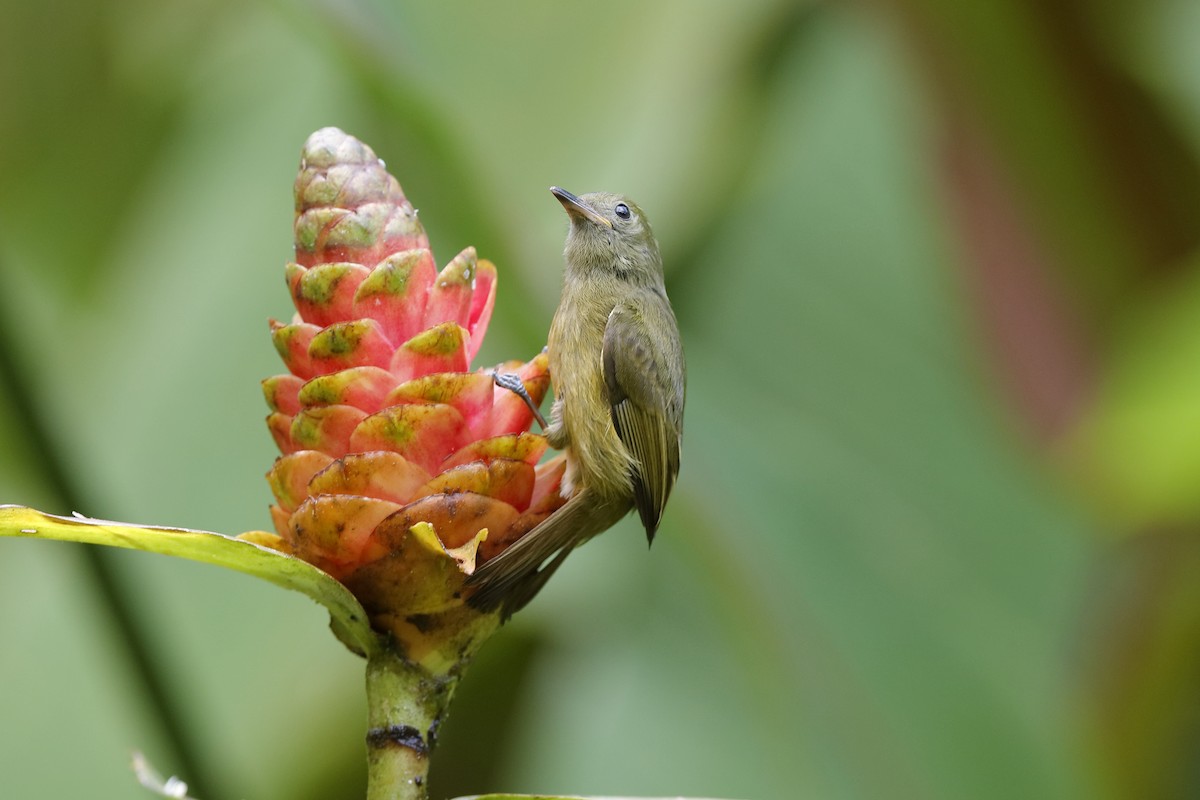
[550,186,612,229]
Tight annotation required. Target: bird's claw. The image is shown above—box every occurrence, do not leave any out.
[491,370,548,429]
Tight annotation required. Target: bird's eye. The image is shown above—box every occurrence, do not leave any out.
[614,203,631,220]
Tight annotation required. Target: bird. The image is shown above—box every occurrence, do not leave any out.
[467,186,685,614]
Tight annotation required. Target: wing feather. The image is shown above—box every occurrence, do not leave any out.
[602,304,682,539]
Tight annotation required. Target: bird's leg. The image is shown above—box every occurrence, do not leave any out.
[492,370,548,429]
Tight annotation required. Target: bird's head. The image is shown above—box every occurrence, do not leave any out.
[551,186,662,281]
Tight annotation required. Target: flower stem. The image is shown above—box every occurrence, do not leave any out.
[364,642,460,800]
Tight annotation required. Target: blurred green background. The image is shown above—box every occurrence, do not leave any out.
[2,1,1199,798]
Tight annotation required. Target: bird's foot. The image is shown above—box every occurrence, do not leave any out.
[492,370,547,429]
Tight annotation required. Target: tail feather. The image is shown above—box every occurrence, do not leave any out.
[466,489,629,612]
[495,546,574,620]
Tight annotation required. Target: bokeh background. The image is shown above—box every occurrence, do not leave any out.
[2,1,1199,798]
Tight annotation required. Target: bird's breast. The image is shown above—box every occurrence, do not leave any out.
[548,292,635,500]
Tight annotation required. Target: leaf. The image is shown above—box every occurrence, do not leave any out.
[0,505,380,658]
[452,796,739,800]
[1064,255,1200,527]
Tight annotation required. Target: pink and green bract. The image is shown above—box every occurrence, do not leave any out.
[254,128,565,658]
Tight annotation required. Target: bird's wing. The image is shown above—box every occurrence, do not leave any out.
[602,303,682,540]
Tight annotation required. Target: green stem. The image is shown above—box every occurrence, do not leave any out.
[364,642,460,800]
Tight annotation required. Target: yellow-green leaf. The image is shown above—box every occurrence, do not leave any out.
[452,796,741,799]
[1064,256,1200,528]
[0,505,380,658]
[452,796,740,799]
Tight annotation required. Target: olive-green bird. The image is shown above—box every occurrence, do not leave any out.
[467,187,686,614]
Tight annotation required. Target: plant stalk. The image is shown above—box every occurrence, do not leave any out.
[364,642,460,800]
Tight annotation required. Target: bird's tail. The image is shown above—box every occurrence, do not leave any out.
[466,489,629,615]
